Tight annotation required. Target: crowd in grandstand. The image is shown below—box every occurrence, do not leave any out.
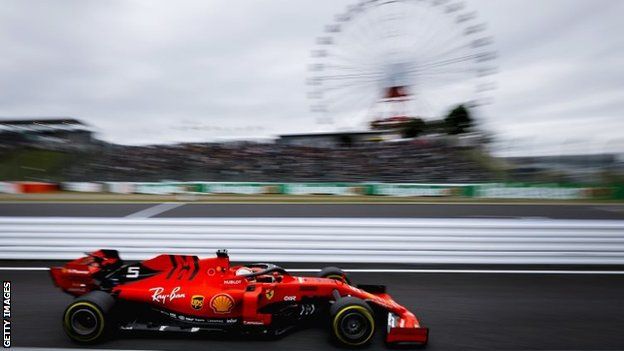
[0,117,498,183]
[61,139,495,183]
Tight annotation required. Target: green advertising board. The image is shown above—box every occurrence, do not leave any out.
[282,183,366,195]
[368,183,475,197]
[199,182,281,195]
[126,181,623,199]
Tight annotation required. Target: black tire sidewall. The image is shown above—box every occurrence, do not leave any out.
[319,266,351,285]
[331,298,375,347]
[63,301,108,343]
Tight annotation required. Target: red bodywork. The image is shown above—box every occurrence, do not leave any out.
[51,250,428,346]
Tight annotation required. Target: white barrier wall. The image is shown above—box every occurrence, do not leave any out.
[105,182,136,194]
[1,217,623,264]
[282,183,361,195]
[62,182,104,192]
[0,182,19,194]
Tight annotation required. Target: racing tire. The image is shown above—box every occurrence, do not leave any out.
[330,297,376,347]
[319,266,351,285]
[63,291,115,344]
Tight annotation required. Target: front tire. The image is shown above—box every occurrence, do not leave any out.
[319,266,351,285]
[63,291,115,344]
[330,297,376,347]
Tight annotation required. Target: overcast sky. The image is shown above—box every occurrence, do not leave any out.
[1,0,623,155]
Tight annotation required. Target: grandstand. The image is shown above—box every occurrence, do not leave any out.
[61,139,496,183]
[277,130,399,148]
[0,118,94,150]
[0,117,497,183]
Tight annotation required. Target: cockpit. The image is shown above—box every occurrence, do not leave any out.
[233,263,290,283]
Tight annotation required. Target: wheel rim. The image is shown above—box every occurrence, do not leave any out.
[340,312,368,340]
[70,308,98,336]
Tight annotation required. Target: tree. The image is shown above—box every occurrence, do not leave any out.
[444,104,473,135]
[401,118,426,138]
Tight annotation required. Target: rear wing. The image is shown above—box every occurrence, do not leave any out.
[50,249,123,296]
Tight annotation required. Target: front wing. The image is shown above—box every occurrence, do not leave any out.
[386,312,429,346]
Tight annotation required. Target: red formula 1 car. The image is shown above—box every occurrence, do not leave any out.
[50,249,428,348]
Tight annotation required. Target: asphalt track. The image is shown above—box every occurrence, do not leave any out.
[3,268,624,350]
[1,202,624,219]
[2,202,624,350]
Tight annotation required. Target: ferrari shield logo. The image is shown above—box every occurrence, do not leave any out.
[265,289,274,300]
[191,295,204,310]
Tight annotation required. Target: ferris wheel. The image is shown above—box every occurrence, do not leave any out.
[307,0,498,128]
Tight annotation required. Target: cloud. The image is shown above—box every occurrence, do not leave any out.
[0,0,622,154]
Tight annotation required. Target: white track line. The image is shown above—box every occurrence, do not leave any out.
[12,348,158,351]
[2,267,624,275]
[125,202,185,218]
[294,269,624,275]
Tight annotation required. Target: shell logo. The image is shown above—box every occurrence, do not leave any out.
[210,293,234,314]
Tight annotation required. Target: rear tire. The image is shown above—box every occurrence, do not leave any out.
[319,266,351,285]
[330,297,376,347]
[63,291,115,344]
